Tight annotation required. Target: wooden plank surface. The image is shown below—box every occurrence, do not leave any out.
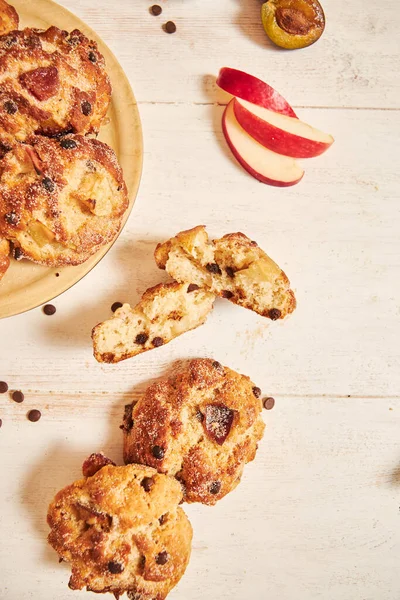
[1,0,400,599]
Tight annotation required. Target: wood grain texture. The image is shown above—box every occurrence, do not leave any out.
[1,1,400,599]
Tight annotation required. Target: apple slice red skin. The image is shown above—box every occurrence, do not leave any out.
[222,101,304,187]
[217,67,297,118]
[233,98,332,159]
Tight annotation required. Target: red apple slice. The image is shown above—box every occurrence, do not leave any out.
[222,100,304,187]
[217,67,297,118]
[234,97,334,158]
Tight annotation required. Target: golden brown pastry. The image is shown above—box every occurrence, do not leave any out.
[0,0,18,37]
[155,225,296,320]
[123,358,265,505]
[0,26,111,153]
[0,134,128,266]
[92,282,215,363]
[47,461,192,599]
[0,236,10,280]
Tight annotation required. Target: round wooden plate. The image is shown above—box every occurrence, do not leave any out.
[0,0,143,319]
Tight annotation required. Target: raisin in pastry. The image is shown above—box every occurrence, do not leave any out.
[47,461,192,599]
[155,225,296,320]
[123,358,265,505]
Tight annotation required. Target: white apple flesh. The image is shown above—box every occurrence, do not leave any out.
[234,97,334,158]
[222,100,304,187]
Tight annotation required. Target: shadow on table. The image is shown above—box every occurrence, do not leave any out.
[390,463,400,486]
[39,237,169,348]
[232,0,280,50]
[19,358,193,567]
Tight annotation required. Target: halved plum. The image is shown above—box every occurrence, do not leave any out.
[261,0,325,49]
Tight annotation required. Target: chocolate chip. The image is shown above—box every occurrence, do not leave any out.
[206,263,222,275]
[151,445,165,460]
[55,272,60,277]
[195,410,204,422]
[13,247,22,260]
[135,333,148,345]
[111,302,123,313]
[141,477,154,492]
[4,100,17,114]
[43,304,56,315]
[269,308,282,321]
[150,4,162,15]
[250,240,258,247]
[155,551,169,565]
[88,51,97,62]
[225,266,235,278]
[12,390,24,403]
[159,513,167,525]
[164,21,177,34]
[81,100,92,116]
[108,561,124,574]
[187,283,200,293]
[212,360,223,371]
[0,381,8,393]
[60,138,77,150]
[263,397,275,410]
[221,290,234,299]
[209,481,221,495]
[252,386,261,398]
[4,211,19,226]
[42,177,55,192]
[28,409,41,422]
[152,337,163,348]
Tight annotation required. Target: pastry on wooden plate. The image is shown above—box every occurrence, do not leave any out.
[0,237,10,280]
[47,459,192,599]
[123,358,265,505]
[155,225,296,320]
[92,282,215,363]
[0,134,128,266]
[0,0,18,37]
[0,26,111,154]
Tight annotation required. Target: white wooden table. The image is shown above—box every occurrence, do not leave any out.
[1,1,399,599]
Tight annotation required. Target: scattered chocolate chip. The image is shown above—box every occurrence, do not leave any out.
[225,266,235,278]
[209,481,221,495]
[250,240,258,247]
[152,337,163,348]
[60,138,77,150]
[151,445,165,460]
[0,381,8,393]
[4,100,17,114]
[206,263,222,275]
[88,51,97,62]
[159,513,167,525]
[263,397,275,410]
[164,21,177,34]
[187,283,200,293]
[135,333,148,345]
[156,551,169,565]
[141,477,154,492]
[252,386,261,398]
[55,272,60,277]
[58,557,63,563]
[4,211,19,226]
[108,561,124,574]
[111,302,123,313]
[195,410,204,422]
[150,4,162,15]
[269,308,282,321]
[28,409,41,422]
[42,177,55,192]
[81,100,92,116]
[43,304,56,316]
[13,247,22,260]
[221,290,234,299]
[12,390,24,403]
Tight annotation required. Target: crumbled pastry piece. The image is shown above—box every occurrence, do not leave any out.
[92,282,215,363]
[47,462,192,599]
[0,0,18,36]
[0,135,128,266]
[0,26,111,150]
[155,225,296,320]
[123,358,265,505]
[0,237,10,280]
